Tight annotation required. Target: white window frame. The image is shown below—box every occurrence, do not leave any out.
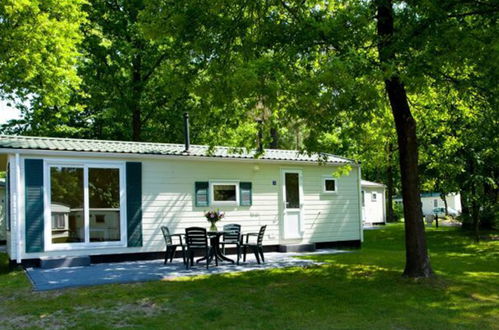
[209,181,239,206]
[322,177,338,194]
[43,159,127,251]
[371,192,377,202]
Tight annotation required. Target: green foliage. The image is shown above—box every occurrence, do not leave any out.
[0,0,86,106]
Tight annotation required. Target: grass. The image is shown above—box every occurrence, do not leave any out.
[0,223,498,329]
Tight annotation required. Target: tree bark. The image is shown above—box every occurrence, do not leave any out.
[440,193,449,216]
[386,142,395,222]
[130,47,143,141]
[270,126,279,149]
[376,0,433,277]
[469,159,480,242]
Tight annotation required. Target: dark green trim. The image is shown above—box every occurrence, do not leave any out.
[195,182,209,207]
[239,182,252,206]
[126,162,142,247]
[25,159,44,253]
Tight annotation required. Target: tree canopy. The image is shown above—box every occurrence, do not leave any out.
[0,0,497,276]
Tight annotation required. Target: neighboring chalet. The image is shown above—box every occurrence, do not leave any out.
[394,192,462,216]
[361,180,386,225]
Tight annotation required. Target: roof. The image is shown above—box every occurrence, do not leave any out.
[361,180,386,188]
[0,135,354,165]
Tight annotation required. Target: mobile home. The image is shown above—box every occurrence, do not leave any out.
[0,135,363,265]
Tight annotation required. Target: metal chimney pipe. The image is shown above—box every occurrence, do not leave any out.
[183,112,190,153]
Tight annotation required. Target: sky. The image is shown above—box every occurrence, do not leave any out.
[0,99,22,124]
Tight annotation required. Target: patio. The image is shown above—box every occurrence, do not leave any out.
[25,249,347,291]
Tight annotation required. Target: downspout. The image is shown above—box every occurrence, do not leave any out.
[357,163,364,242]
[15,153,22,264]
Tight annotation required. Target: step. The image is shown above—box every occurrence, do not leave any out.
[278,243,316,253]
[40,256,91,269]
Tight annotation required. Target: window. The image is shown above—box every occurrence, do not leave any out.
[433,199,438,207]
[210,182,239,205]
[361,191,365,207]
[47,162,125,248]
[51,213,66,229]
[323,178,337,193]
[371,192,377,202]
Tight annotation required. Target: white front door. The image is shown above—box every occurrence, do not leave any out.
[282,170,303,239]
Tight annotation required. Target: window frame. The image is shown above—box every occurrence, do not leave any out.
[322,177,338,194]
[43,159,127,251]
[209,181,239,206]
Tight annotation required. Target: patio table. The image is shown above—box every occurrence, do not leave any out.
[196,231,235,265]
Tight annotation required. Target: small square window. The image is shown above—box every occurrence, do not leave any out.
[323,178,337,193]
[371,192,377,202]
[210,182,239,205]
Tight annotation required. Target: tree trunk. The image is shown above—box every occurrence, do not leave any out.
[270,127,279,149]
[386,142,395,222]
[376,0,433,277]
[441,193,449,216]
[469,159,480,242]
[131,54,142,141]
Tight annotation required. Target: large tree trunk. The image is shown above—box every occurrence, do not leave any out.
[386,142,395,222]
[270,127,279,149]
[441,193,449,216]
[376,0,433,277]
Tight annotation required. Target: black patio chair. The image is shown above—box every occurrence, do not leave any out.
[220,224,242,264]
[160,226,186,265]
[185,227,217,269]
[242,225,267,264]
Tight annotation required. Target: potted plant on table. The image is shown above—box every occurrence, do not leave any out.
[204,209,225,231]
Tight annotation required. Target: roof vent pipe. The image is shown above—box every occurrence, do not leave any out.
[183,112,190,153]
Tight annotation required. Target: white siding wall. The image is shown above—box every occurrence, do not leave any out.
[300,167,361,243]
[16,154,361,260]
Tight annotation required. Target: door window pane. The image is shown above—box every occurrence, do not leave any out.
[50,167,84,243]
[285,173,300,208]
[89,168,121,242]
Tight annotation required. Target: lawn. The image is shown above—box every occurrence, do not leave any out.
[1,224,498,329]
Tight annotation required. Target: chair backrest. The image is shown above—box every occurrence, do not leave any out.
[185,227,209,248]
[161,226,173,246]
[257,225,267,245]
[223,224,241,242]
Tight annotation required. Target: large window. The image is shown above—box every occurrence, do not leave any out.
[210,182,239,205]
[47,162,125,248]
